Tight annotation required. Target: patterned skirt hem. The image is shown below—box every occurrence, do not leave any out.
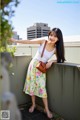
[23,90,47,98]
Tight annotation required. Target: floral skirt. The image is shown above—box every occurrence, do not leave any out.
[23,59,47,98]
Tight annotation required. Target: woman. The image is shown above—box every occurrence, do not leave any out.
[10,28,65,118]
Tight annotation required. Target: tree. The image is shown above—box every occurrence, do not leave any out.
[0,0,20,52]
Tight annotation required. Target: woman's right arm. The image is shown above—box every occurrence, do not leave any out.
[10,38,45,45]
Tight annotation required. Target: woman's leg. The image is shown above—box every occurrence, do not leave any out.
[42,98,53,118]
[29,95,36,113]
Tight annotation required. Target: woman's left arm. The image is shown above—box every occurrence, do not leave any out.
[46,49,57,69]
[46,60,57,69]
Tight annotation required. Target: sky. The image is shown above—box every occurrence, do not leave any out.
[11,0,80,39]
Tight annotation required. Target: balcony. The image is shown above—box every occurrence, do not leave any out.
[1,43,80,120]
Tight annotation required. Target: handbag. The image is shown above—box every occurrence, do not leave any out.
[36,40,47,73]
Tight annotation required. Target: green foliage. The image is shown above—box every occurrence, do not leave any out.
[0,46,16,57]
[0,14,13,48]
[0,0,20,54]
[1,0,19,9]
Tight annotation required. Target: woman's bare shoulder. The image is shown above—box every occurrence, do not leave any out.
[40,39,47,45]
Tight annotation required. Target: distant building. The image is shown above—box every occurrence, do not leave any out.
[12,31,21,45]
[27,23,50,40]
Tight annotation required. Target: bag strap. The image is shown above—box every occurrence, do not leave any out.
[41,40,47,57]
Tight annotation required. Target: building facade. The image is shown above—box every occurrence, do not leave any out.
[12,31,21,45]
[27,23,50,40]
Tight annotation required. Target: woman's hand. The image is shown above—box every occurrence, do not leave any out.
[46,60,57,69]
[9,38,16,43]
[46,60,54,69]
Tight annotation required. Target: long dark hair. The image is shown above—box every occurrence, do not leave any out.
[48,28,65,63]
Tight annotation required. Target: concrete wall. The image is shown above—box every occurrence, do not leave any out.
[36,63,80,120]
[46,63,80,120]
[9,55,80,120]
[64,42,80,64]
[65,47,80,64]
[9,55,32,105]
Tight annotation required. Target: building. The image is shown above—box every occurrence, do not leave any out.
[12,31,21,45]
[13,31,19,39]
[27,23,50,40]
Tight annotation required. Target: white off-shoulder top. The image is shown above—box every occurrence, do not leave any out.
[33,41,56,63]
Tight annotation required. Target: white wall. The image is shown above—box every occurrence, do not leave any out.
[9,35,80,64]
